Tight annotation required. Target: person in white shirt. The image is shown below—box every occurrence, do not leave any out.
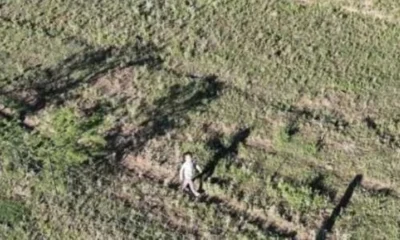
[179,152,202,197]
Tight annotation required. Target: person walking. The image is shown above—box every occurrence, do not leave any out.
[179,152,202,197]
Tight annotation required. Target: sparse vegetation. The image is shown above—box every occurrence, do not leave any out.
[1,0,400,239]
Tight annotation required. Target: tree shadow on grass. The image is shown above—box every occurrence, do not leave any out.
[0,37,165,183]
[1,34,225,186]
[0,34,227,238]
[98,75,225,174]
[0,38,162,128]
[66,74,225,210]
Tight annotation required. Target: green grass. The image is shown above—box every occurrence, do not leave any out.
[0,200,26,226]
[1,0,400,239]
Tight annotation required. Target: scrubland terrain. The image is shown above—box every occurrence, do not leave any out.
[1,0,400,239]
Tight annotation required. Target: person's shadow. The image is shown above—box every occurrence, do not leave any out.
[196,127,251,193]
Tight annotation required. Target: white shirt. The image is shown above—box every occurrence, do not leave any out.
[180,160,201,181]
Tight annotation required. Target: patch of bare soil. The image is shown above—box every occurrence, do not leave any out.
[22,114,40,128]
[0,103,16,117]
[322,132,359,154]
[342,6,399,23]
[0,103,39,128]
[202,122,238,136]
[294,90,376,125]
[361,177,400,198]
[121,154,177,185]
[246,136,277,154]
[94,66,138,98]
[0,83,40,108]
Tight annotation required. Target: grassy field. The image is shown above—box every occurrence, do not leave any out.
[1,0,400,239]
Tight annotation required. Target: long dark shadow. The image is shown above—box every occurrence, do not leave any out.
[317,174,363,240]
[88,75,225,177]
[0,39,162,121]
[198,127,251,181]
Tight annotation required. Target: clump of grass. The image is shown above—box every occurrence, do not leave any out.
[0,200,27,226]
